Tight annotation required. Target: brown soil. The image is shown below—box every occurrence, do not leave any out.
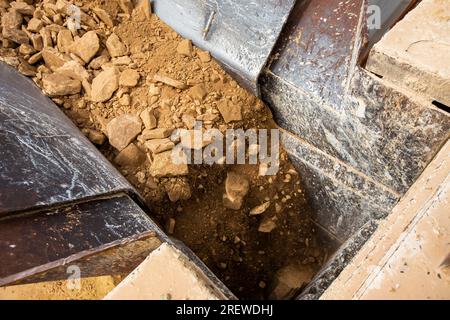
[0,0,327,299]
[0,276,121,300]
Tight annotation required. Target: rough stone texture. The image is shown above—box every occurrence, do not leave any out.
[56,61,89,81]
[119,69,140,87]
[2,28,29,44]
[57,29,73,54]
[366,0,450,106]
[218,100,242,123]
[139,108,157,129]
[223,171,249,211]
[149,150,188,178]
[91,67,119,102]
[177,39,192,57]
[106,33,127,58]
[145,138,174,154]
[93,7,114,28]
[41,47,71,71]
[1,9,22,30]
[141,128,172,140]
[107,114,142,151]
[42,73,81,96]
[27,18,43,32]
[114,143,145,167]
[69,31,100,64]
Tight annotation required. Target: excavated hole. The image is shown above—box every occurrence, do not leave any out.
[0,0,331,300]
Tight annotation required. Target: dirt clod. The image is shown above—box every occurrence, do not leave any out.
[107,113,142,151]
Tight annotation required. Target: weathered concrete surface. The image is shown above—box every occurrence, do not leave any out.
[367,0,450,106]
[322,140,450,300]
[105,243,226,300]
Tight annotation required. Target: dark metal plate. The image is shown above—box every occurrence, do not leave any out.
[0,195,163,286]
[0,63,135,217]
[153,0,296,95]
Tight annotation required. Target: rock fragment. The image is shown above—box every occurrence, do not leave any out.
[258,216,277,233]
[135,0,152,20]
[27,18,43,32]
[29,33,43,51]
[41,47,71,71]
[107,114,142,151]
[91,67,119,102]
[164,178,192,202]
[269,264,314,300]
[19,43,35,55]
[153,73,187,90]
[42,73,81,96]
[56,60,89,81]
[198,50,211,63]
[114,143,145,167]
[1,10,23,30]
[18,60,36,76]
[224,172,249,210]
[140,108,157,129]
[56,29,73,53]
[119,0,134,14]
[10,2,35,15]
[166,218,176,234]
[250,201,271,216]
[149,150,189,178]
[181,114,196,129]
[89,55,109,70]
[145,138,174,154]
[177,39,192,57]
[188,84,207,101]
[86,129,106,145]
[119,69,140,87]
[141,128,173,140]
[180,130,213,150]
[93,7,114,28]
[28,52,42,64]
[218,100,242,123]
[106,33,127,57]
[69,30,99,63]
[3,28,29,44]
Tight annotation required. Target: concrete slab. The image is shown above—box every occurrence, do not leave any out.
[104,243,226,300]
[321,140,450,300]
[367,0,450,106]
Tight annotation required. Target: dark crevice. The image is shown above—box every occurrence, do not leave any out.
[432,100,450,114]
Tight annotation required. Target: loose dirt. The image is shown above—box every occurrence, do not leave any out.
[0,0,327,299]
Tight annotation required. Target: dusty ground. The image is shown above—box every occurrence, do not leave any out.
[0,276,121,300]
[0,0,327,299]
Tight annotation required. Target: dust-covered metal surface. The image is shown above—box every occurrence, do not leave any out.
[262,0,450,194]
[0,62,135,217]
[260,0,450,299]
[0,195,164,287]
[152,0,296,95]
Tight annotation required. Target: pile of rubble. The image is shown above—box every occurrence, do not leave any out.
[0,0,324,299]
